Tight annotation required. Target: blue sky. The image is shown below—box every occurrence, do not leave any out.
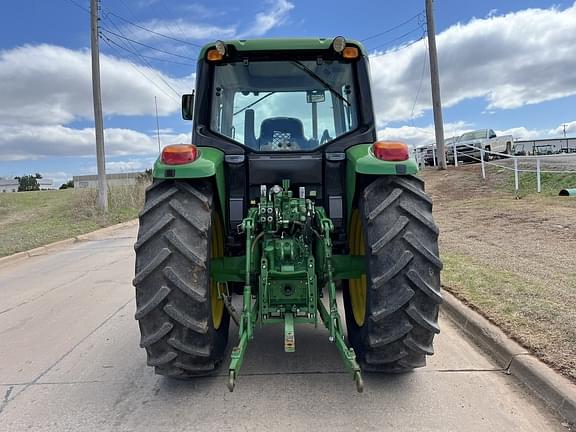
[1,0,575,185]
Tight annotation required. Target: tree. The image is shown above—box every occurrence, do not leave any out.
[15,174,41,192]
[59,180,74,190]
[137,168,153,184]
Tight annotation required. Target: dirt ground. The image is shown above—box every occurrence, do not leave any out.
[422,164,576,381]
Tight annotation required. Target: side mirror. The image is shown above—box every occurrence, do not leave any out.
[182,92,194,120]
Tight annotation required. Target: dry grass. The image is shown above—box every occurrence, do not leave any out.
[0,183,147,257]
[422,165,576,381]
[442,253,576,381]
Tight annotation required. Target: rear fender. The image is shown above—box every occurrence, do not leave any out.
[345,143,419,225]
[153,147,227,228]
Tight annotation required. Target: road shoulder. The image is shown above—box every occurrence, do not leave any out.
[442,289,576,426]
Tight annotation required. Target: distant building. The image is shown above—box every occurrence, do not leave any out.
[73,172,143,189]
[0,179,19,193]
[513,137,576,154]
[38,179,55,190]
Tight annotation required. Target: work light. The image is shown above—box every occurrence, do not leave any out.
[332,36,346,53]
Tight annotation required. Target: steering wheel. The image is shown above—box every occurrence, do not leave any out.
[320,129,332,145]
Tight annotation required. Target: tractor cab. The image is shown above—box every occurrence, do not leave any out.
[178,38,382,237]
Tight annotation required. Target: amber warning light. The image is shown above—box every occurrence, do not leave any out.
[372,141,410,161]
[161,144,198,165]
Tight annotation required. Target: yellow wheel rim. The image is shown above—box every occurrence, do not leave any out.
[349,209,367,327]
[210,214,225,329]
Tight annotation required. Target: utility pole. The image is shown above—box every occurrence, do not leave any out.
[426,0,447,169]
[90,0,108,211]
[155,96,161,154]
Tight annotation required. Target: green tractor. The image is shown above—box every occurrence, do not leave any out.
[133,37,442,392]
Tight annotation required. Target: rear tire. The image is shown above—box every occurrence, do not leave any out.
[344,176,442,372]
[133,180,229,378]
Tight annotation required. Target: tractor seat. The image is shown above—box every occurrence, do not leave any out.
[258,117,308,151]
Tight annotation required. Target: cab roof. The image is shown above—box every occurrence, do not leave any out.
[198,38,367,59]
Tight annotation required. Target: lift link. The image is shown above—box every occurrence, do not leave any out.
[316,208,363,393]
[227,181,363,393]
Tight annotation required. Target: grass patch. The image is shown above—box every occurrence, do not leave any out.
[442,253,576,381]
[487,166,576,197]
[0,184,147,257]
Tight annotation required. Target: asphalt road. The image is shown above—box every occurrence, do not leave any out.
[0,224,567,431]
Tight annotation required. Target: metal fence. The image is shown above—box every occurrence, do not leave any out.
[446,143,576,194]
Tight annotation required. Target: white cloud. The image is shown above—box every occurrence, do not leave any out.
[377,121,473,147]
[0,125,190,160]
[238,0,294,38]
[498,120,576,141]
[551,120,576,136]
[369,3,576,124]
[125,0,294,44]
[42,171,71,187]
[126,19,236,42]
[83,158,157,175]
[377,120,576,148]
[0,44,193,126]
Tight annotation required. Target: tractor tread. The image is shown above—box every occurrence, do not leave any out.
[370,216,409,255]
[407,269,443,304]
[164,231,206,269]
[133,180,229,379]
[370,250,413,289]
[134,214,175,251]
[406,303,441,334]
[163,303,209,334]
[369,287,415,322]
[134,285,171,320]
[365,346,408,365]
[365,188,402,223]
[344,175,441,374]
[163,267,206,302]
[139,187,178,217]
[169,199,208,235]
[167,337,211,357]
[139,322,173,348]
[147,350,178,366]
[403,232,443,270]
[389,176,432,205]
[172,360,215,373]
[367,320,413,347]
[404,334,434,355]
[399,202,439,235]
[176,182,210,208]
[133,248,171,285]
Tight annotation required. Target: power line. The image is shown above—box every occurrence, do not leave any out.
[116,0,138,20]
[102,8,203,48]
[100,16,186,97]
[368,25,426,51]
[63,0,90,13]
[157,0,191,41]
[102,33,195,66]
[410,36,428,123]
[100,28,198,61]
[100,34,180,102]
[100,32,182,98]
[361,11,424,42]
[102,14,196,67]
[369,34,426,58]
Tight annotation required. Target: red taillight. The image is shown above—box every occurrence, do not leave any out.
[161,144,198,165]
[372,141,410,161]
